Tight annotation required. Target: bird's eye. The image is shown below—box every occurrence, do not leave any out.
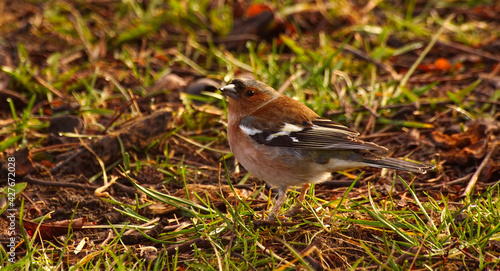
[245,90,255,97]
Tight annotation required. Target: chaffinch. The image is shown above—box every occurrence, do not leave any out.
[220,78,434,219]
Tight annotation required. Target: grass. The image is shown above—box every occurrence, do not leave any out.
[1,0,499,270]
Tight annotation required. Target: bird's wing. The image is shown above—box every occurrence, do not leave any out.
[239,116,388,152]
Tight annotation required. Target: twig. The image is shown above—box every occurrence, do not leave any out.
[24,175,97,190]
[437,40,500,63]
[462,140,499,197]
[447,173,474,186]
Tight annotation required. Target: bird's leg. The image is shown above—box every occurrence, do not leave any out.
[286,184,310,217]
[297,183,310,203]
[266,186,288,221]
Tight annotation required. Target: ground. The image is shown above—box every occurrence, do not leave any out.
[1,0,500,270]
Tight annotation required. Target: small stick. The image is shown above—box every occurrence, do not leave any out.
[24,175,97,190]
[437,40,500,63]
[462,140,499,197]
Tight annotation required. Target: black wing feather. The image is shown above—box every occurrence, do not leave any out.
[240,117,387,152]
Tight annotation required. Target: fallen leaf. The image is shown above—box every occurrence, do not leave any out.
[23,218,93,240]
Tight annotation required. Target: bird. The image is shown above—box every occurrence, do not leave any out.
[219,78,434,220]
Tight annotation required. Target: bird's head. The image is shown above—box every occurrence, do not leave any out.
[220,78,280,118]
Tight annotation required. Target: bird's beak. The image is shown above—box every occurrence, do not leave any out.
[219,84,238,99]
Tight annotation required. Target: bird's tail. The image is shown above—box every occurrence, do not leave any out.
[364,157,434,174]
